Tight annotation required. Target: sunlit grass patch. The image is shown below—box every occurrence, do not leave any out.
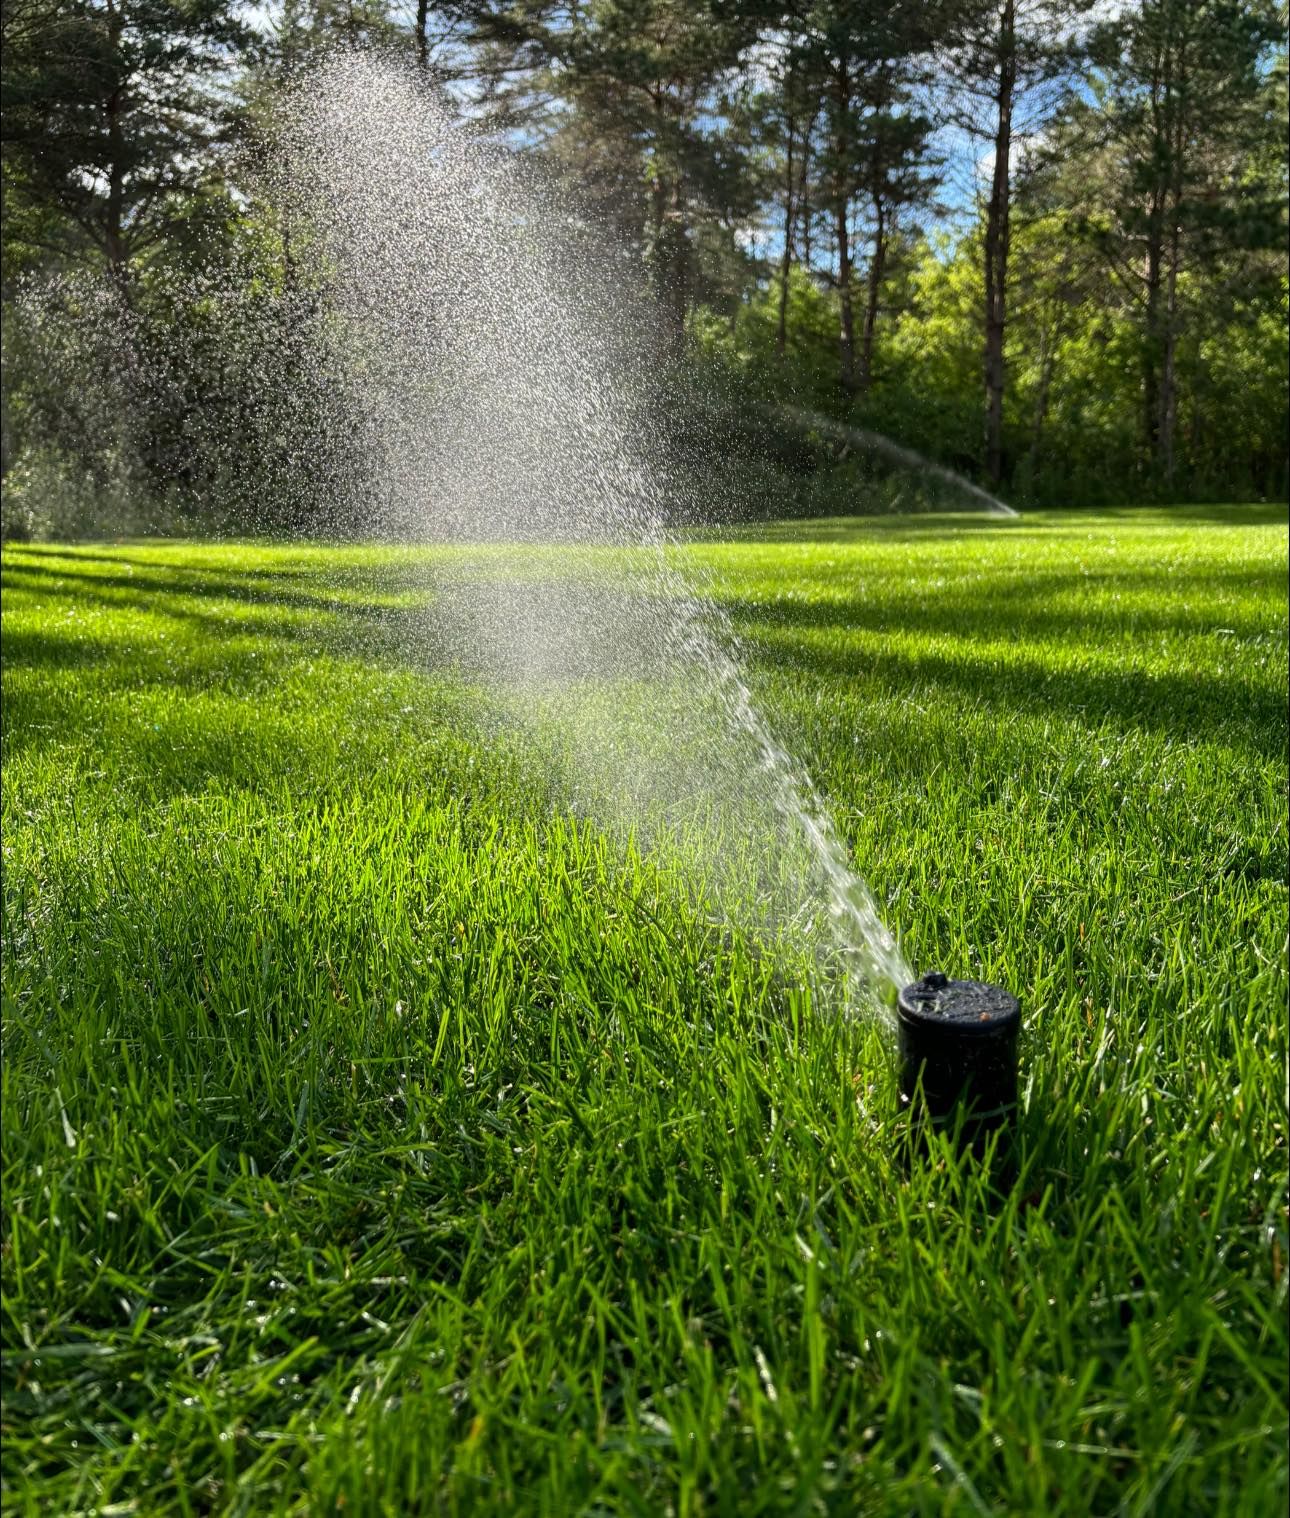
[2,507,1287,1515]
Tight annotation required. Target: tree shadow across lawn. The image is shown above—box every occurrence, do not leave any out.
[5,545,426,603]
[2,541,1285,779]
[719,568,1286,761]
[687,501,1288,543]
[0,554,464,795]
[718,559,1286,640]
[0,554,443,669]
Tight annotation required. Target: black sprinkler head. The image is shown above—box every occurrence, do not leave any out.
[896,972,1021,1143]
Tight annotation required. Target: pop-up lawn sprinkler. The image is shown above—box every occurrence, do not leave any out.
[896,971,1021,1148]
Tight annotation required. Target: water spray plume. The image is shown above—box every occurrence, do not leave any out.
[9,52,1027,1026]
[266,52,916,1016]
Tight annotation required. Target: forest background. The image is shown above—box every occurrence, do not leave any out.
[1,0,1287,538]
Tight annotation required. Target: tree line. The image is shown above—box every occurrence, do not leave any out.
[2,0,1286,535]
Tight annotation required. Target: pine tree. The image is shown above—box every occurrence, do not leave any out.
[1075,0,1285,481]
[940,0,1090,485]
[1,0,251,283]
[783,0,941,399]
[463,0,763,349]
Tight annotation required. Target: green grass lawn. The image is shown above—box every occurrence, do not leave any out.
[2,506,1287,1516]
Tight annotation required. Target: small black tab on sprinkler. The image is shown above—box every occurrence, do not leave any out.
[897,972,1021,1144]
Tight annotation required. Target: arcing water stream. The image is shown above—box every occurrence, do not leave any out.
[15,51,1037,1017]
[264,54,913,1013]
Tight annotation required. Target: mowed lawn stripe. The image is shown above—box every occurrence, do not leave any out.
[2,507,1286,1516]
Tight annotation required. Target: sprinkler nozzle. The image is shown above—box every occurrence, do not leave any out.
[897,973,1021,1142]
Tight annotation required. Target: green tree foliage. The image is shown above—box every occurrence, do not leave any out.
[0,0,1286,534]
[1057,0,1287,483]
[937,0,1093,485]
[537,0,765,346]
[1,0,251,281]
[783,0,943,399]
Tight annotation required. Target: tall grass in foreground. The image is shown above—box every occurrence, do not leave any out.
[2,507,1287,1515]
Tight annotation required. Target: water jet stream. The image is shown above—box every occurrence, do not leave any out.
[773,404,1021,519]
[14,51,948,1020]
[268,53,916,1017]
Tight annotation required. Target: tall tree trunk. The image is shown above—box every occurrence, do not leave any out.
[104,0,127,282]
[776,112,796,359]
[1159,219,1181,482]
[858,190,886,395]
[835,200,855,395]
[105,94,127,276]
[1158,28,1189,485]
[646,86,689,355]
[415,0,429,70]
[833,68,855,397]
[799,126,814,271]
[1140,26,1174,475]
[1141,223,1163,462]
[649,166,688,353]
[669,174,690,343]
[649,148,668,347]
[982,0,1015,487]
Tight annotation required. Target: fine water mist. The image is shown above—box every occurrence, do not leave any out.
[269,53,911,1014]
[8,51,917,1016]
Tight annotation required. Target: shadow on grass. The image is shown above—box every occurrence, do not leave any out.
[3,540,1286,773]
[0,556,438,667]
[686,501,1289,544]
[2,551,425,606]
[716,560,1287,637]
[721,556,1286,758]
